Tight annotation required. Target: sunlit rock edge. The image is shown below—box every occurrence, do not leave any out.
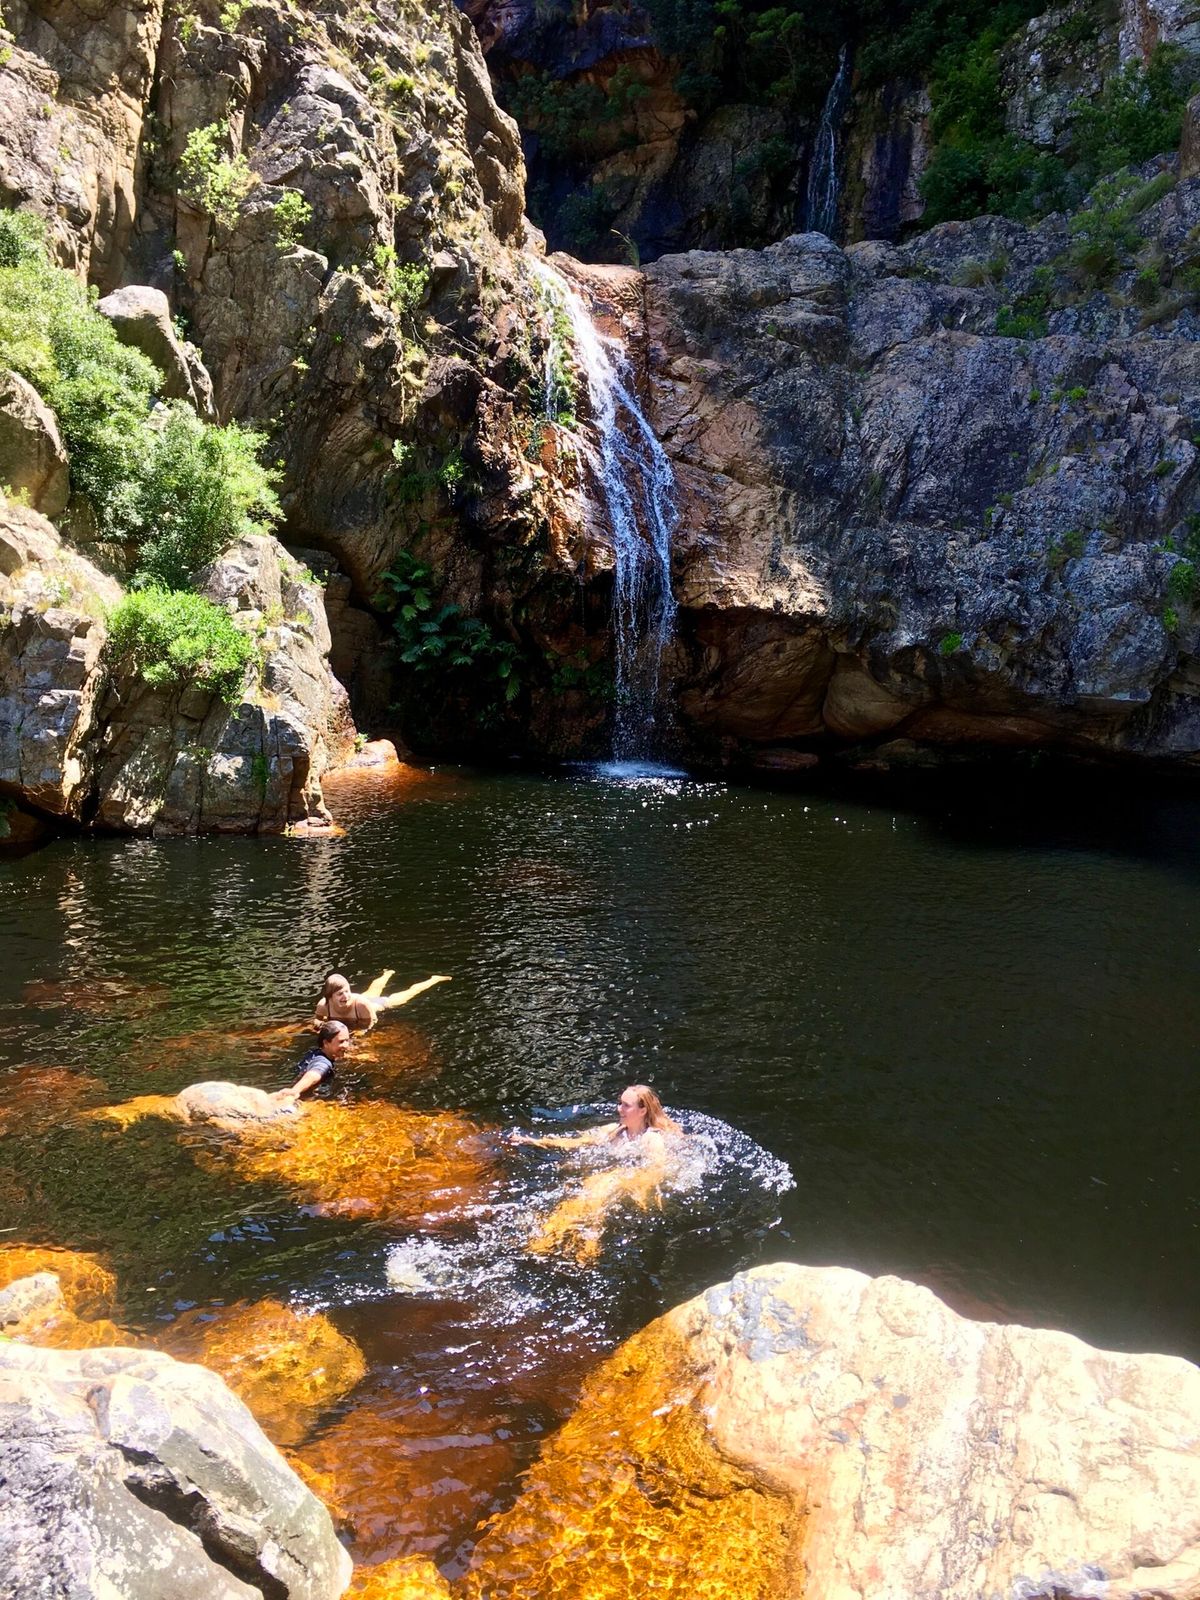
[4,1253,1200,1598]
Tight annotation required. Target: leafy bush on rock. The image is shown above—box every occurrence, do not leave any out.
[105,587,256,703]
[0,209,280,585]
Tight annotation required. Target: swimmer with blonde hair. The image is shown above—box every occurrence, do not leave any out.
[313,969,451,1033]
[515,1086,684,1263]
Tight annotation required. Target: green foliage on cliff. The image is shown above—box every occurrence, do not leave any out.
[105,587,255,702]
[377,551,522,709]
[0,209,281,588]
[131,404,281,590]
[177,123,256,229]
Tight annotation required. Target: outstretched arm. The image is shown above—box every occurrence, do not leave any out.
[274,1068,324,1105]
[512,1124,617,1150]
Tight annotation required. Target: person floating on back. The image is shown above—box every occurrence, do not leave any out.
[314,969,451,1033]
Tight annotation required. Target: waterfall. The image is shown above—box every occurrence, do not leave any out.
[806,43,852,239]
[533,263,679,760]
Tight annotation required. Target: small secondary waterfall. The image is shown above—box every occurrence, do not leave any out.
[805,43,852,239]
[535,264,679,760]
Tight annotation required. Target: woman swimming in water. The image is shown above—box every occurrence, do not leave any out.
[515,1086,684,1263]
[313,969,451,1032]
[513,1084,681,1153]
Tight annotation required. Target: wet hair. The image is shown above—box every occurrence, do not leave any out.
[323,973,350,999]
[623,1084,682,1135]
[318,1020,350,1045]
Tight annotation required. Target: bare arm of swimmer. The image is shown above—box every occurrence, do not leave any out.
[512,1123,618,1149]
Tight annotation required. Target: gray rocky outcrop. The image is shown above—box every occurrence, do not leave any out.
[96,284,217,418]
[0,371,70,518]
[93,534,355,835]
[0,502,355,834]
[633,178,1200,768]
[0,1340,351,1599]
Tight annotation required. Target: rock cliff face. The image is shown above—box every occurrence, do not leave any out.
[465,1262,1200,1600]
[634,180,1200,769]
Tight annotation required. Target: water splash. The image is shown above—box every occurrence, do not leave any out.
[806,43,852,239]
[533,262,679,759]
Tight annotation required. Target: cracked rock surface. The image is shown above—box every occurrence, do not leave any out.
[0,1341,352,1599]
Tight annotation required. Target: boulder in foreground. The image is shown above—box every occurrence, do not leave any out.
[0,1341,351,1599]
[466,1262,1200,1600]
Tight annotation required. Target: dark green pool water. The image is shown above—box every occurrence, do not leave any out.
[3,759,1200,1568]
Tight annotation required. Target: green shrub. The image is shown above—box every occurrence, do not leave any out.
[0,211,281,575]
[105,587,256,702]
[377,551,522,706]
[1063,170,1173,288]
[272,189,312,249]
[1167,557,1196,604]
[371,245,430,314]
[1071,45,1190,180]
[132,403,281,589]
[0,211,161,529]
[177,123,255,229]
[938,631,963,655]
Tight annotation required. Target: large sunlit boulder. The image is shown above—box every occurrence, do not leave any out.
[465,1262,1200,1600]
[0,1342,352,1599]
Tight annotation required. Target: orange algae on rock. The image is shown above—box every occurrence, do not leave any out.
[154,1299,367,1448]
[346,1558,452,1600]
[0,1065,107,1135]
[462,1323,802,1600]
[292,1382,518,1565]
[0,1247,116,1319]
[84,1093,187,1129]
[217,1101,493,1222]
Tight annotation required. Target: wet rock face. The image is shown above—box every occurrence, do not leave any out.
[468,1262,1200,1600]
[0,1341,351,1599]
[642,193,1200,767]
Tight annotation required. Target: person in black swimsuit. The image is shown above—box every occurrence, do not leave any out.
[277,1020,351,1103]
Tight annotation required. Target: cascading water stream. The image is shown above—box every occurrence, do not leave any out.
[805,43,852,239]
[534,262,679,761]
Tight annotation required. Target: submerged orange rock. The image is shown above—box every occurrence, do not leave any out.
[84,1093,186,1129]
[154,1299,367,1448]
[86,1087,492,1221]
[293,1381,518,1566]
[462,1321,801,1600]
[346,1558,452,1600]
[0,1065,107,1136]
[0,1247,117,1319]
[216,1101,493,1222]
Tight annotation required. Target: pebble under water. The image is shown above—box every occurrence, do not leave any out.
[4,758,1200,1577]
